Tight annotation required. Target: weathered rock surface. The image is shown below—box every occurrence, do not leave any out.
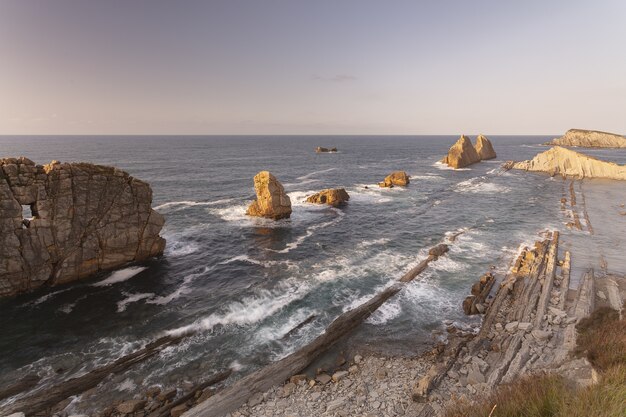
[0,157,165,297]
[315,147,337,153]
[463,272,495,315]
[378,171,410,187]
[475,134,497,160]
[441,135,482,169]
[306,188,350,207]
[246,171,292,220]
[545,128,626,148]
[506,146,626,180]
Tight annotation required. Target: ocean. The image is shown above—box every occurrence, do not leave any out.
[1,135,624,412]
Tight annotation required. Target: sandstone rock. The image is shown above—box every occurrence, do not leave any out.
[171,404,188,417]
[441,135,481,168]
[315,147,337,153]
[505,321,519,332]
[289,374,307,385]
[305,188,350,207]
[378,171,410,187]
[545,129,626,148]
[475,135,497,160]
[246,171,292,220]
[463,272,495,315]
[116,399,146,414]
[507,147,626,180]
[0,158,165,297]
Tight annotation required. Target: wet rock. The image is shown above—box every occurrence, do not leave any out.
[0,158,166,297]
[305,188,350,207]
[378,171,410,187]
[116,399,146,414]
[157,388,177,402]
[315,147,338,153]
[246,171,292,219]
[428,244,449,257]
[170,404,188,417]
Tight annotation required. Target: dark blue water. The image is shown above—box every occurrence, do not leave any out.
[2,135,612,412]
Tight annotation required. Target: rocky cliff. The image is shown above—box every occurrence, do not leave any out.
[0,157,165,297]
[246,171,292,219]
[441,135,482,169]
[545,129,626,148]
[507,146,626,180]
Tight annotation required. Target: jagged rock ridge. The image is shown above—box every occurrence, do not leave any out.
[506,146,626,180]
[441,134,496,169]
[545,129,626,148]
[0,157,165,297]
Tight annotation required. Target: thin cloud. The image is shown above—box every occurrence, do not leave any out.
[311,74,357,83]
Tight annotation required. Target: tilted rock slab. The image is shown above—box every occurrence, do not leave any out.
[475,134,497,160]
[545,128,626,148]
[441,135,482,169]
[246,171,292,219]
[507,146,626,180]
[0,157,165,297]
[306,188,350,207]
[378,171,410,187]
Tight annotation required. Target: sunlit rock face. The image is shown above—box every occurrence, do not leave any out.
[246,171,292,220]
[546,129,626,148]
[0,157,165,297]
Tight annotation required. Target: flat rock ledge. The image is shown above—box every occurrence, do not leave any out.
[545,128,626,148]
[0,157,165,297]
[504,146,626,180]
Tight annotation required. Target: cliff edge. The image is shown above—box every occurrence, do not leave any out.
[506,146,626,180]
[545,129,626,148]
[0,157,166,297]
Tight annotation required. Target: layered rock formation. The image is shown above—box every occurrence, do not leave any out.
[378,171,410,188]
[246,171,292,219]
[0,157,165,297]
[306,188,350,207]
[475,134,497,160]
[506,146,626,180]
[315,147,337,153]
[545,129,626,148]
[441,135,482,169]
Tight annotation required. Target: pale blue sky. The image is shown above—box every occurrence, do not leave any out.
[1,0,625,135]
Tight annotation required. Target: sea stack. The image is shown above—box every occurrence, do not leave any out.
[246,171,292,219]
[505,146,626,180]
[315,147,338,153]
[379,171,410,188]
[306,188,350,207]
[545,129,626,148]
[441,135,481,169]
[0,157,166,297]
[475,134,497,160]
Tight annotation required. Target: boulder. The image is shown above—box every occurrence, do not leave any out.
[246,171,292,220]
[545,129,626,148]
[441,135,481,168]
[506,146,626,180]
[306,188,350,207]
[378,171,410,187]
[475,135,496,160]
[315,147,337,153]
[428,244,449,257]
[0,158,165,298]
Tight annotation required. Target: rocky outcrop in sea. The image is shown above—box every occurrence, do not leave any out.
[246,171,292,219]
[378,171,410,188]
[441,134,496,169]
[306,188,350,207]
[505,146,626,180]
[0,157,165,298]
[545,128,626,148]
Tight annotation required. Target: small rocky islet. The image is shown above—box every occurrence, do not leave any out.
[1,131,625,417]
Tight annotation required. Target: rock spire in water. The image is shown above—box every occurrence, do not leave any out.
[246,171,292,219]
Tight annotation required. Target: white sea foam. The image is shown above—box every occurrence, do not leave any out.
[28,287,72,306]
[408,174,445,181]
[454,177,511,194]
[165,238,200,257]
[117,378,137,392]
[165,279,311,337]
[433,161,471,171]
[92,266,147,287]
[357,238,391,248]
[147,266,213,306]
[270,210,345,254]
[117,292,155,312]
[154,199,234,212]
[296,168,337,180]
[366,300,402,325]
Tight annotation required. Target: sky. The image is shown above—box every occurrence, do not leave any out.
[0,0,625,135]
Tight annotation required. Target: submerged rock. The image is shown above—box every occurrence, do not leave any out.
[475,134,497,160]
[506,146,626,180]
[545,128,626,148]
[0,157,165,298]
[306,188,350,207]
[441,135,482,169]
[246,171,292,219]
[378,171,410,187]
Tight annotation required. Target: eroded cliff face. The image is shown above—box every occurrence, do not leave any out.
[508,146,626,180]
[0,157,166,297]
[546,129,626,148]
